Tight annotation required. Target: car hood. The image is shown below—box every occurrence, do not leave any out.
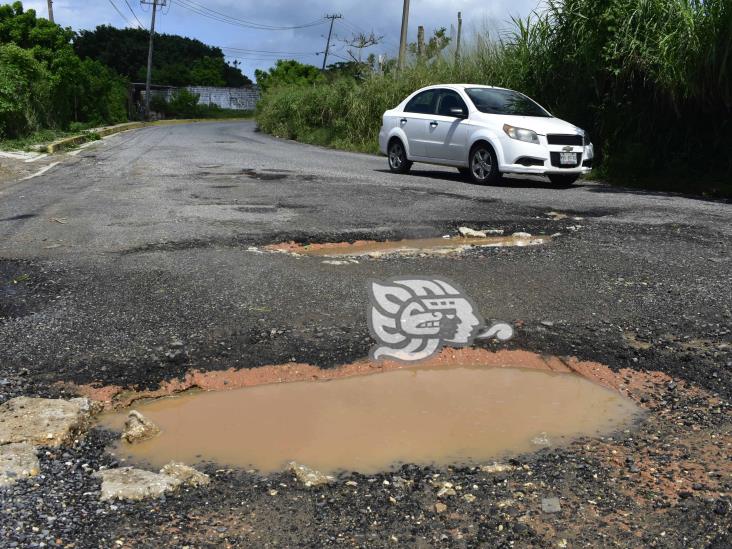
[472,113,583,136]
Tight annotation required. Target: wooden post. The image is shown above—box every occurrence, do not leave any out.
[398,0,410,71]
[456,12,463,63]
[417,26,425,60]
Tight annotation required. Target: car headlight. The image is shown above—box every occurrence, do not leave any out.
[502,124,540,145]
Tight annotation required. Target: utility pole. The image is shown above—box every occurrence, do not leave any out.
[47,0,54,23]
[455,12,463,63]
[321,14,342,70]
[141,0,166,120]
[397,0,410,71]
[417,26,425,61]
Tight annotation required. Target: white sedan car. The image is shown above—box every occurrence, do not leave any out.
[378,84,593,186]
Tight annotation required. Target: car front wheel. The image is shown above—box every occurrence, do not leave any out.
[548,174,579,186]
[469,143,501,185]
[388,140,412,174]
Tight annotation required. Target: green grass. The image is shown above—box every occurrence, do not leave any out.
[0,128,72,151]
[256,0,731,195]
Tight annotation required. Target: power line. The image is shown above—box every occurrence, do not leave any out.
[107,0,136,28]
[222,46,317,55]
[175,0,325,31]
[123,0,144,28]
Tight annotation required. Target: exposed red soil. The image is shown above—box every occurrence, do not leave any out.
[66,348,631,409]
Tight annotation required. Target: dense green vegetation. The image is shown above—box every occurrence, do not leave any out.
[256,0,731,192]
[0,2,126,139]
[75,25,251,87]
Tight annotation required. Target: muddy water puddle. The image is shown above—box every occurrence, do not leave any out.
[101,365,639,474]
[266,234,550,257]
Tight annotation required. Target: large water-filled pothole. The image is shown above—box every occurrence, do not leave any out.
[265,232,550,258]
[100,363,639,474]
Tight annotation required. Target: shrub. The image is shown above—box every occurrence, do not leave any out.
[0,43,50,137]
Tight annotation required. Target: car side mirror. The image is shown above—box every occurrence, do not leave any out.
[450,107,467,118]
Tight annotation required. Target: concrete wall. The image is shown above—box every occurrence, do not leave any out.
[144,86,260,111]
[185,86,260,111]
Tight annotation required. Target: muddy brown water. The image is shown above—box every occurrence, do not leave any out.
[270,234,550,257]
[100,365,639,474]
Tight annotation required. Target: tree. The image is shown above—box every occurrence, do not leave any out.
[74,25,251,87]
[255,60,323,92]
[409,27,451,60]
[341,31,383,63]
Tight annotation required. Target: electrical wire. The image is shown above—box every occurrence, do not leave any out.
[107,0,138,28]
[122,0,145,28]
[175,0,325,31]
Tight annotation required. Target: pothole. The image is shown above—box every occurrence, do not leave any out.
[96,350,639,475]
[264,232,550,258]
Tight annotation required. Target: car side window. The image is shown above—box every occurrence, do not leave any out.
[436,90,468,117]
[404,90,438,114]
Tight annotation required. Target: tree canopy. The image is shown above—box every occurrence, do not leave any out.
[74,25,252,87]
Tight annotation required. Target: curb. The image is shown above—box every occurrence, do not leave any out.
[42,122,146,153]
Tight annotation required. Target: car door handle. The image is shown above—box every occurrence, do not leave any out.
[400,118,408,124]
[430,121,439,127]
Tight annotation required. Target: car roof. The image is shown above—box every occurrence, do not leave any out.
[414,84,512,93]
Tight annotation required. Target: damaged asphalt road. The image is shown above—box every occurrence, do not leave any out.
[0,121,730,547]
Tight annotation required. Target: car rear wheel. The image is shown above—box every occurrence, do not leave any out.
[469,143,501,185]
[388,140,412,174]
[548,174,579,186]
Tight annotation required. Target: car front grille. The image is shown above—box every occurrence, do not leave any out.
[550,152,583,168]
[547,134,583,146]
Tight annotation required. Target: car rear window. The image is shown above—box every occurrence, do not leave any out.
[465,88,551,117]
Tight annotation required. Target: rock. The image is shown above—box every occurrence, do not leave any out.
[484,229,505,235]
[512,232,532,238]
[458,227,487,238]
[0,443,40,487]
[95,467,181,501]
[0,397,98,447]
[540,320,555,327]
[159,462,209,487]
[463,493,477,503]
[434,502,447,513]
[287,462,334,487]
[480,463,516,473]
[541,497,562,513]
[122,411,160,444]
[433,481,457,497]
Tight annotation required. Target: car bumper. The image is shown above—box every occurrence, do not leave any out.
[498,137,594,176]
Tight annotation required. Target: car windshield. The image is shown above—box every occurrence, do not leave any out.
[465,88,551,117]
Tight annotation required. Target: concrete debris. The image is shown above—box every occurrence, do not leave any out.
[122,410,161,444]
[159,462,210,487]
[0,397,98,447]
[95,467,181,501]
[434,502,448,513]
[458,227,487,238]
[287,461,334,487]
[512,232,532,238]
[0,443,40,487]
[480,463,516,474]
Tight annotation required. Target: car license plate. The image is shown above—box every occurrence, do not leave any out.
[559,152,577,165]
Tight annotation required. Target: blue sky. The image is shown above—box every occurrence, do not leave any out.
[24,0,541,79]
